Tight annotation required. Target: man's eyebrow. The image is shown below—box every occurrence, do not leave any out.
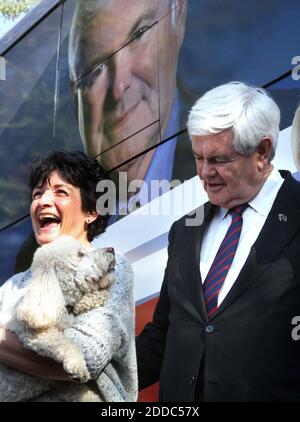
[192,149,202,157]
[128,11,158,41]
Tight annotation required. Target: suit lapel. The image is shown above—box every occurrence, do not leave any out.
[179,202,216,323]
[210,175,300,320]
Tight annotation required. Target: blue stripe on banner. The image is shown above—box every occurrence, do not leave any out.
[125,232,169,263]
[135,292,160,306]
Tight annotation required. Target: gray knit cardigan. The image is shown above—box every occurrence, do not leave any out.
[0,254,138,402]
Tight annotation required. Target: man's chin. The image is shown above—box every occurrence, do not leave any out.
[206,191,227,208]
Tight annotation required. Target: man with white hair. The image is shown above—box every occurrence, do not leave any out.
[137,81,300,401]
[69,0,187,213]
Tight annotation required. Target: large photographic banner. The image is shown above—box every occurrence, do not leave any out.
[0,0,300,400]
[1,0,300,282]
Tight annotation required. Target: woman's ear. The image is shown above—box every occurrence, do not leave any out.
[17,265,66,330]
[86,211,99,225]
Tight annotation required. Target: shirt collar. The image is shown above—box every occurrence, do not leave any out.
[248,167,284,216]
[218,167,284,221]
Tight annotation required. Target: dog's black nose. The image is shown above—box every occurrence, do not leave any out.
[106,247,115,255]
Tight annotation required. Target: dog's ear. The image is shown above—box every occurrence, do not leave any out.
[17,265,66,330]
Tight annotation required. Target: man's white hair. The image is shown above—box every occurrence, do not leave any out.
[187,81,280,161]
[291,104,300,171]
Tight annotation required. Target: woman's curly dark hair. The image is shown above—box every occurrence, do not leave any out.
[29,151,110,241]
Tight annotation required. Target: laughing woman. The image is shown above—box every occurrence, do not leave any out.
[0,151,137,402]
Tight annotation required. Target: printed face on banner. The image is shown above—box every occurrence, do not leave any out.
[70,0,187,182]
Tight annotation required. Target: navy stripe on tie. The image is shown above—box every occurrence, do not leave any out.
[203,204,247,318]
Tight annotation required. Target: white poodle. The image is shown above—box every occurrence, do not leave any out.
[0,235,115,401]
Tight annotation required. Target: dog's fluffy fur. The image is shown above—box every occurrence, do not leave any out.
[0,235,115,401]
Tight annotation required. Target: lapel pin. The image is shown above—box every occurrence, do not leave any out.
[278,213,287,222]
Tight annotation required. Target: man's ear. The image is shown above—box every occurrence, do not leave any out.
[173,0,188,47]
[256,137,273,167]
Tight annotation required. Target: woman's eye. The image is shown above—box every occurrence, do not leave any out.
[56,189,68,196]
[32,191,42,199]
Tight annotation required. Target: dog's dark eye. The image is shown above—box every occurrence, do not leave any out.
[78,250,85,258]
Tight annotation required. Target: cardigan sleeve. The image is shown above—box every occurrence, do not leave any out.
[64,254,135,380]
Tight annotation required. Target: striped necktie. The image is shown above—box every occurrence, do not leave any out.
[203,204,248,318]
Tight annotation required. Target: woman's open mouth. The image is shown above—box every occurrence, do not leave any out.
[38,214,61,230]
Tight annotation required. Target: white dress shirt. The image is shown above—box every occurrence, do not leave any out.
[200,168,284,306]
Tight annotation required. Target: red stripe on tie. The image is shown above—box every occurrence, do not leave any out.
[213,236,240,264]
[205,288,221,305]
[204,273,229,295]
[231,215,242,225]
[202,204,247,318]
[219,226,241,249]
[204,265,231,289]
[206,251,236,281]
[206,236,240,277]
[207,305,218,318]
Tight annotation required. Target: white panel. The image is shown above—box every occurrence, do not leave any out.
[273,126,297,173]
[133,248,168,303]
[93,176,208,253]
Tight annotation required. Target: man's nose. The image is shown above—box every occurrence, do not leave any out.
[199,161,217,179]
[112,49,132,101]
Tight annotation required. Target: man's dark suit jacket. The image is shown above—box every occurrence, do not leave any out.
[136,173,300,402]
